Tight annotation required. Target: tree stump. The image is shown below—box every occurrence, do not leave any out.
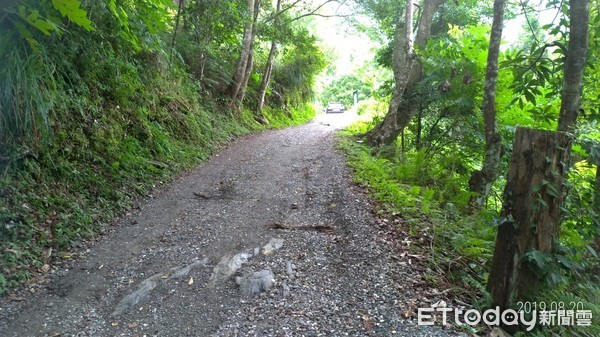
[487,127,571,309]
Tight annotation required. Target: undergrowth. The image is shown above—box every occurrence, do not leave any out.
[0,40,311,295]
[338,121,599,336]
[262,103,317,129]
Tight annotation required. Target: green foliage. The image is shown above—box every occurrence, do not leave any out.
[515,15,546,52]
[174,0,245,89]
[349,0,599,334]
[356,98,388,117]
[339,126,496,299]
[514,282,600,337]
[262,103,317,128]
[0,0,323,296]
[1,0,94,48]
[0,55,257,293]
[0,41,54,152]
[268,27,327,108]
[320,75,372,107]
[340,122,475,215]
[51,0,94,30]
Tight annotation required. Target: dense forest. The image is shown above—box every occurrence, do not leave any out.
[1,0,599,335]
[0,0,326,291]
[338,0,599,335]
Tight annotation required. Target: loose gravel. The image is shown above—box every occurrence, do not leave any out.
[0,119,463,337]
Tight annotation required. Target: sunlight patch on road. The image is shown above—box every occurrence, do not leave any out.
[313,109,369,130]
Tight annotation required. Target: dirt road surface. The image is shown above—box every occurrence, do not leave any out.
[0,113,460,336]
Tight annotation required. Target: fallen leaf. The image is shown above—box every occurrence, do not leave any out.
[188,277,194,285]
[127,321,138,328]
[402,303,416,318]
[361,313,375,330]
[41,248,53,264]
[111,322,119,326]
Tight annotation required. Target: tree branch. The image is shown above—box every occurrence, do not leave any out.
[290,0,350,22]
[262,0,303,24]
[518,0,540,46]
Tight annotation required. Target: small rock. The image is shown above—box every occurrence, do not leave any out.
[112,273,162,316]
[235,269,274,297]
[263,238,284,255]
[286,261,295,278]
[209,253,251,287]
[282,283,290,298]
[170,257,209,280]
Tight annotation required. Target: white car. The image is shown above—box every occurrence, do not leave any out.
[326,102,346,113]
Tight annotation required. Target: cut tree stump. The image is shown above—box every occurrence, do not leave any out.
[487,127,571,309]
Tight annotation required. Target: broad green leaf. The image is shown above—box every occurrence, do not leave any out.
[51,0,94,31]
[546,183,560,198]
[527,250,550,271]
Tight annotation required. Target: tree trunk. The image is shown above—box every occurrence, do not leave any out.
[169,0,185,65]
[198,30,212,82]
[594,165,600,255]
[488,0,590,311]
[229,0,259,112]
[365,0,445,147]
[256,0,281,122]
[595,165,600,212]
[236,49,254,104]
[557,0,589,132]
[416,100,422,150]
[487,128,571,309]
[467,0,506,211]
[256,41,276,120]
[235,0,261,112]
[365,0,413,147]
[401,130,405,153]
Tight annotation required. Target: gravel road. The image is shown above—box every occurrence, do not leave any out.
[0,116,462,336]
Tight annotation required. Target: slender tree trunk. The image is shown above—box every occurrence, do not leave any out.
[229,0,259,112]
[365,0,445,147]
[558,0,589,131]
[594,165,600,254]
[416,101,422,150]
[256,41,276,119]
[556,0,592,259]
[256,0,282,122]
[236,49,254,103]
[169,0,185,65]
[595,165,600,212]
[198,34,211,82]
[232,0,261,112]
[467,0,506,211]
[365,0,413,146]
